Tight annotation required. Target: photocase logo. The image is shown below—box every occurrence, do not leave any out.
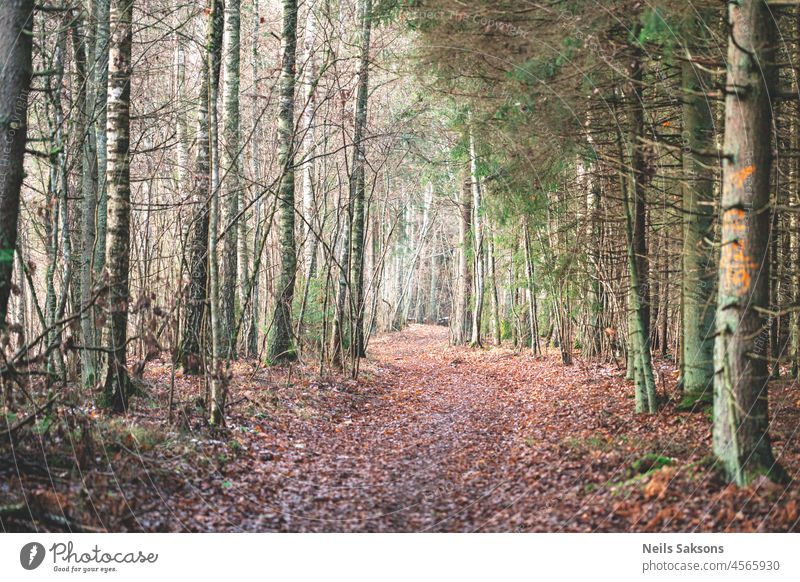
[20,542,46,570]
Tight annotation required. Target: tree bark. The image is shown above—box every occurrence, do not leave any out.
[523,219,539,355]
[267,0,299,363]
[0,0,34,330]
[246,0,261,358]
[349,0,372,359]
[489,230,501,346]
[629,42,650,346]
[622,165,657,414]
[713,0,783,485]
[452,169,472,344]
[221,0,242,359]
[207,0,225,423]
[100,0,134,411]
[76,1,100,386]
[180,0,222,373]
[301,0,320,280]
[679,39,716,409]
[468,121,484,347]
[94,0,110,281]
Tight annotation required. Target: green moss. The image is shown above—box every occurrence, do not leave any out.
[631,453,675,475]
[675,392,712,412]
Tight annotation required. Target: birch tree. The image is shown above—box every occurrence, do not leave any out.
[452,170,472,344]
[468,122,484,347]
[301,0,320,280]
[221,0,242,359]
[99,0,134,411]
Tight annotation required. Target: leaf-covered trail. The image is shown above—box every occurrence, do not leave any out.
[269,324,533,532]
[143,325,799,532]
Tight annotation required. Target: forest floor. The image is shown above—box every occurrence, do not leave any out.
[2,324,800,532]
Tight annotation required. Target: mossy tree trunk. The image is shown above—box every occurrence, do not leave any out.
[622,171,657,414]
[679,28,717,409]
[206,0,226,424]
[267,0,299,363]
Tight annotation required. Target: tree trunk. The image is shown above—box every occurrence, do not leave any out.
[330,205,351,366]
[76,2,100,386]
[94,0,110,281]
[295,0,321,350]
[428,246,437,324]
[301,0,320,280]
[44,21,70,378]
[468,121,484,347]
[523,219,539,354]
[713,0,784,485]
[246,0,261,358]
[489,230,501,346]
[622,169,657,414]
[629,42,650,346]
[180,0,221,373]
[614,93,656,412]
[100,0,134,411]
[267,0,299,363]
[679,43,716,409]
[583,151,604,359]
[207,0,225,423]
[208,124,225,425]
[0,0,34,330]
[452,170,472,344]
[221,0,241,360]
[349,0,372,359]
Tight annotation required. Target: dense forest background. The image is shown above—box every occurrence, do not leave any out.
[1,0,800,532]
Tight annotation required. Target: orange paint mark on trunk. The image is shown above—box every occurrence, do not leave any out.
[732,165,755,188]
[721,208,755,296]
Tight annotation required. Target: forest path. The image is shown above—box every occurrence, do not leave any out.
[273,324,533,532]
[142,324,799,532]
[213,324,640,532]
